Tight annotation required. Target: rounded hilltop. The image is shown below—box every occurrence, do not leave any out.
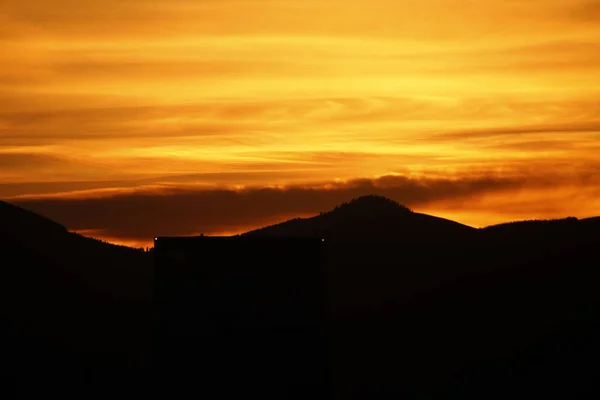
[242,193,474,239]
[331,195,412,215]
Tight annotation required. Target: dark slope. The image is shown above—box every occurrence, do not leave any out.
[0,200,152,394]
[242,198,600,397]
[245,195,478,312]
[0,200,152,301]
[333,234,600,399]
[0,199,69,238]
[244,195,475,240]
[2,196,600,397]
[582,215,600,223]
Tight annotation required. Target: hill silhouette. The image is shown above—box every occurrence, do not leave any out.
[0,200,152,394]
[245,195,481,314]
[244,196,600,397]
[244,194,475,240]
[1,196,600,397]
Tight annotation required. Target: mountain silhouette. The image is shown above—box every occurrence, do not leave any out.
[239,196,600,397]
[244,194,475,240]
[0,200,152,394]
[0,200,151,300]
[1,196,600,397]
[243,195,480,315]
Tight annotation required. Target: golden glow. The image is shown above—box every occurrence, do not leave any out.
[2,0,600,245]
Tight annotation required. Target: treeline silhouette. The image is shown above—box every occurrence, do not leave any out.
[1,195,599,398]
[71,231,151,252]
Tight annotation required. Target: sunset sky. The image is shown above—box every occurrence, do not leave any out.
[2,0,600,247]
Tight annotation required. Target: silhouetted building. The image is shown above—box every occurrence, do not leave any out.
[153,235,328,398]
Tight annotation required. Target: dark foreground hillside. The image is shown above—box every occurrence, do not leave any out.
[331,232,600,398]
[153,236,328,398]
[245,196,600,397]
[0,201,153,395]
[1,196,599,398]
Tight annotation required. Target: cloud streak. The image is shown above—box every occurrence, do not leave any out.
[11,169,600,246]
[1,0,600,245]
[10,174,523,239]
[431,121,600,140]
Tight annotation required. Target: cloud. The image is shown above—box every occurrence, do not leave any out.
[3,96,599,150]
[567,1,600,22]
[431,121,600,141]
[8,173,549,241]
[482,140,577,152]
[12,164,600,245]
[0,150,144,183]
[0,152,83,181]
[2,0,600,245]
[2,0,593,41]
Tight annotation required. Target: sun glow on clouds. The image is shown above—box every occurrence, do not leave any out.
[2,0,600,245]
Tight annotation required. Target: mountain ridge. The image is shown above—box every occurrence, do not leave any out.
[242,194,476,240]
[4,195,599,246]
[1,195,600,396]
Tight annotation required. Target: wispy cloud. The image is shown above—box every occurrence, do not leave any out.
[11,169,600,245]
[1,0,600,244]
[431,121,600,141]
[9,174,521,239]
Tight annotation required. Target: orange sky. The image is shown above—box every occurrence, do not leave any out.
[2,0,600,247]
